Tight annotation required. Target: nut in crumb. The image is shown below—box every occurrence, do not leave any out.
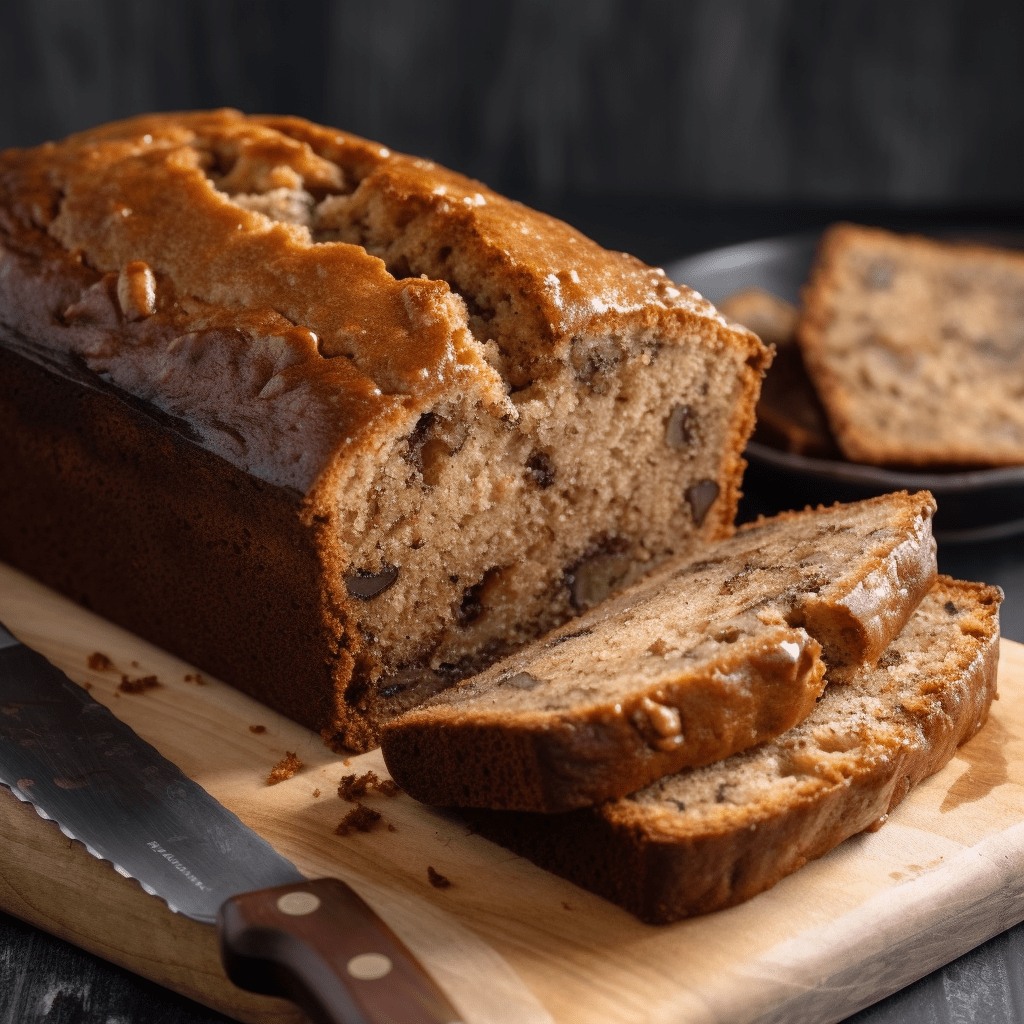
[117,261,157,320]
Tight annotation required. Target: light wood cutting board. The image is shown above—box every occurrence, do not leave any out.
[2,560,1024,1024]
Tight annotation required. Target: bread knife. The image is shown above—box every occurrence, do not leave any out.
[0,620,462,1024]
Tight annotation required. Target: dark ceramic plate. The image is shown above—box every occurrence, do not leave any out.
[664,231,1024,543]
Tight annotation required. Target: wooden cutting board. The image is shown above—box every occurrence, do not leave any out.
[3,560,1024,1024]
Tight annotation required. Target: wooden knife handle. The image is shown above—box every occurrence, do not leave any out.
[218,878,462,1024]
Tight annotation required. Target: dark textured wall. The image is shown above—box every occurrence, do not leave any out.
[2,0,1023,207]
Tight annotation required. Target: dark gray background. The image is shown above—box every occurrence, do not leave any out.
[2,2,1024,1022]
[3,0,1024,263]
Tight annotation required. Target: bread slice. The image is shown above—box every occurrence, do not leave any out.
[381,491,938,811]
[798,223,1024,467]
[718,288,839,458]
[0,110,767,751]
[465,576,1002,923]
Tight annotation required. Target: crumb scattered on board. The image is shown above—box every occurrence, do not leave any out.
[183,672,206,685]
[118,674,160,694]
[427,867,452,889]
[82,681,92,691]
[249,725,267,734]
[337,771,400,802]
[312,788,321,798]
[335,804,382,835]
[87,652,113,671]
[343,758,352,766]
[267,752,303,785]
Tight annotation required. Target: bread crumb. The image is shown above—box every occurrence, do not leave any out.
[387,822,397,832]
[338,771,401,801]
[267,752,303,785]
[249,724,267,734]
[183,672,207,685]
[131,660,139,668]
[335,804,382,835]
[427,866,452,889]
[343,758,352,766]
[82,681,92,691]
[118,674,160,694]
[312,788,321,798]
[87,652,113,671]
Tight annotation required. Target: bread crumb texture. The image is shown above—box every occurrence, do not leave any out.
[337,770,400,801]
[266,751,303,785]
[427,866,452,889]
[117,674,160,694]
[335,804,383,836]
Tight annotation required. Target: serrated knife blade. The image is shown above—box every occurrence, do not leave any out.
[0,620,462,1024]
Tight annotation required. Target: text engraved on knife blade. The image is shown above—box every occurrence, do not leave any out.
[146,840,213,892]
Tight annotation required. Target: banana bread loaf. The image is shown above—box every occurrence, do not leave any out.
[381,491,938,811]
[465,576,1001,922]
[0,110,768,750]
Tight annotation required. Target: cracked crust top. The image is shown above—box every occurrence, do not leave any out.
[0,109,764,498]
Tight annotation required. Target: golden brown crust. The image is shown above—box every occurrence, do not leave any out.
[466,577,1001,923]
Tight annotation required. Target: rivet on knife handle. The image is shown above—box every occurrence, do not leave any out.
[218,877,463,1024]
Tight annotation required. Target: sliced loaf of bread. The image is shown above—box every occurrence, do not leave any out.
[381,491,938,812]
[466,576,1001,923]
[798,223,1024,467]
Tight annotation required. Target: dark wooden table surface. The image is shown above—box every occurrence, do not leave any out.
[2,205,1024,1024]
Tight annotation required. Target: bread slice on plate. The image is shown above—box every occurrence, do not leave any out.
[381,491,938,812]
[718,288,839,459]
[798,222,1024,467]
[465,576,1002,923]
